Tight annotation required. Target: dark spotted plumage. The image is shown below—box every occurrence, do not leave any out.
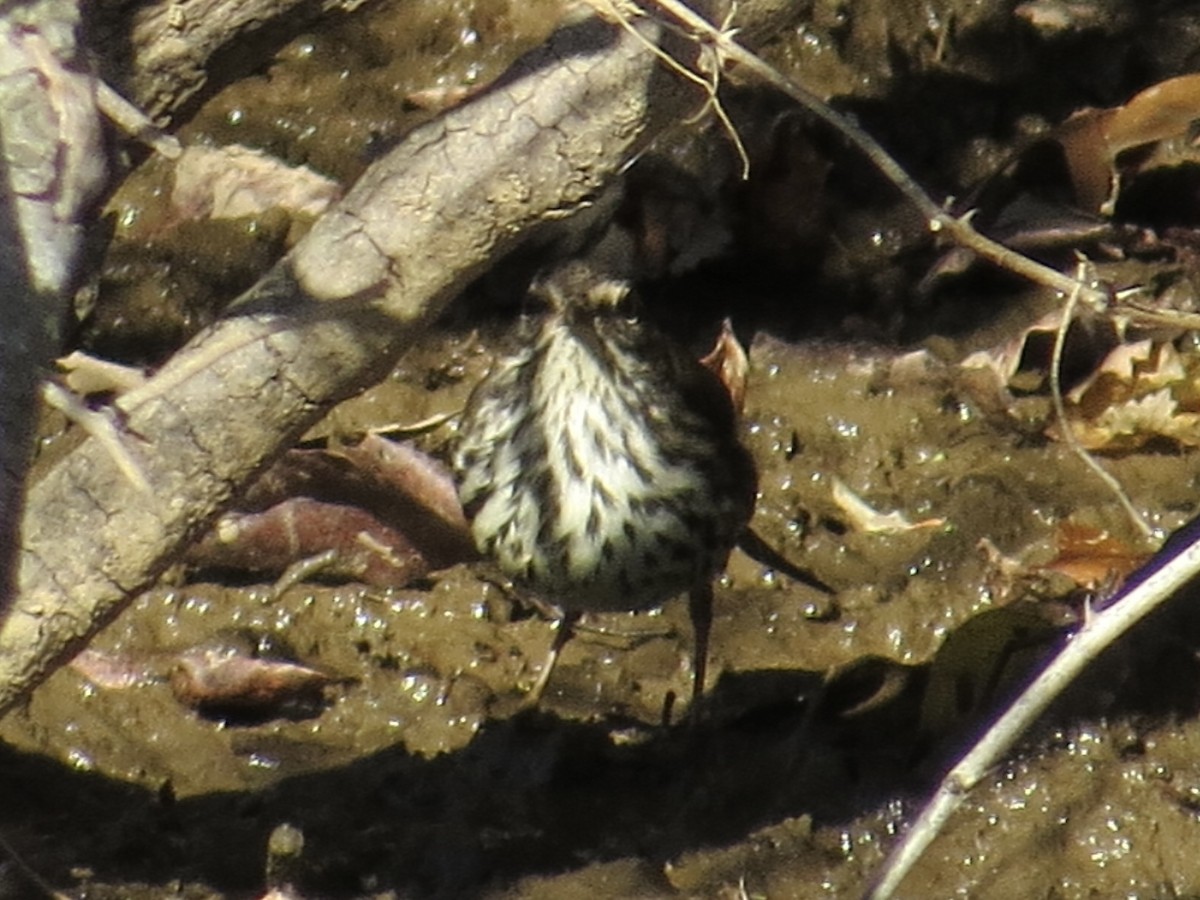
[453,263,756,617]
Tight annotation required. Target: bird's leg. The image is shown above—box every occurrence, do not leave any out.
[525,609,582,704]
[687,580,714,710]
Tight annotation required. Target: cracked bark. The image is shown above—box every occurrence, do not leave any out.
[0,1,106,612]
[0,2,798,717]
[87,0,373,121]
[0,14,695,717]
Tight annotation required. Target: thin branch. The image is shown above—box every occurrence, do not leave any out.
[637,0,1111,308]
[586,0,750,177]
[95,81,181,158]
[41,383,151,495]
[864,519,1200,899]
[1049,265,1156,541]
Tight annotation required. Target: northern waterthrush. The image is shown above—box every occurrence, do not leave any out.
[453,261,757,706]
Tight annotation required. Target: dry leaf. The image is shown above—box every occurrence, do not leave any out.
[960,309,1067,385]
[71,634,349,721]
[699,317,749,415]
[70,647,158,689]
[1039,521,1149,589]
[334,435,475,565]
[405,82,484,111]
[188,440,475,586]
[1104,73,1200,156]
[169,637,345,717]
[830,478,944,535]
[1066,338,1154,402]
[1071,388,1200,448]
[172,144,340,221]
[1054,73,1200,213]
[190,498,431,587]
[1054,339,1200,449]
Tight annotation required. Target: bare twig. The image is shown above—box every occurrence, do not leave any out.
[864,519,1200,898]
[40,382,151,495]
[1049,264,1156,541]
[586,0,751,177]
[636,0,1111,308]
[94,81,181,158]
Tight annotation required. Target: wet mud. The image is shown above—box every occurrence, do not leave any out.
[12,0,1200,897]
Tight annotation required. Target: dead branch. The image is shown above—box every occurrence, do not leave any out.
[0,13,706,717]
[0,0,801,716]
[90,0,372,121]
[1049,265,1155,541]
[0,1,107,612]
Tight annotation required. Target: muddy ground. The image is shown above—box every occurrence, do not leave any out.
[9,0,1200,897]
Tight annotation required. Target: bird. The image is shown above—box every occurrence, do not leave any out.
[453,260,757,711]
